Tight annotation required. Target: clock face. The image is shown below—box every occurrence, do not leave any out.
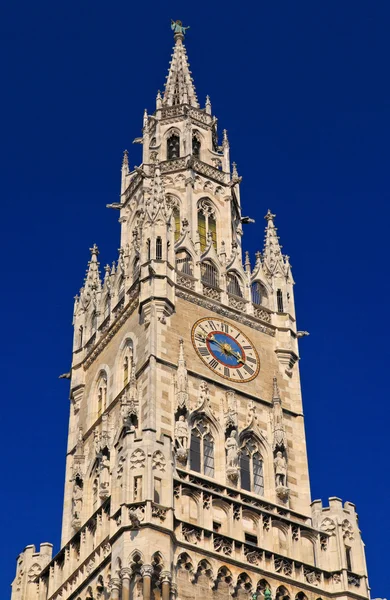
[191,317,260,382]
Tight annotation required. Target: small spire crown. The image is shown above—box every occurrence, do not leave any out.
[164,21,198,108]
[263,209,284,272]
[84,244,101,291]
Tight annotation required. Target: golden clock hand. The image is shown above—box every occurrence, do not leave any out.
[208,335,246,364]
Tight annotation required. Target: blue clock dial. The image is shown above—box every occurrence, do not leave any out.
[192,318,260,382]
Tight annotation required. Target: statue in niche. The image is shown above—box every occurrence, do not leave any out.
[225,430,239,467]
[99,455,110,498]
[71,480,83,526]
[225,430,239,484]
[174,416,189,464]
[274,451,287,487]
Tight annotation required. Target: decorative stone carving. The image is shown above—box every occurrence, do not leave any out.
[182,524,202,544]
[275,557,292,577]
[225,429,239,484]
[98,455,110,500]
[152,450,166,472]
[71,480,83,529]
[120,362,139,430]
[116,454,126,479]
[321,517,336,536]
[213,535,232,556]
[342,519,354,540]
[129,505,145,528]
[174,416,189,464]
[304,568,321,585]
[274,451,287,487]
[130,448,146,469]
[175,338,189,409]
[244,547,263,565]
[223,390,237,430]
[152,505,167,521]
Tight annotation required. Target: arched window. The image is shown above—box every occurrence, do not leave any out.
[167,133,180,160]
[201,261,219,288]
[251,281,268,306]
[97,372,107,417]
[123,356,129,387]
[147,239,151,261]
[192,133,201,158]
[197,199,217,251]
[190,420,214,477]
[277,289,284,313]
[156,237,163,260]
[118,276,125,301]
[172,206,181,242]
[78,326,83,349]
[104,295,111,319]
[227,272,243,297]
[240,439,264,495]
[175,249,193,276]
[91,311,97,332]
[133,258,140,281]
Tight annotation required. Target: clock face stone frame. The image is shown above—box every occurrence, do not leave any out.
[191,317,260,383]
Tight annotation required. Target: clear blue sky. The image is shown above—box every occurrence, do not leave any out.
[1,0,389,596]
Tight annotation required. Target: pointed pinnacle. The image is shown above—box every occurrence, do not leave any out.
[272,376,281,402]
[265,209,276,222]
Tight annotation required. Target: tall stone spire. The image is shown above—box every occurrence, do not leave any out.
[263,210,284,274]
[163,22,199,108]
[84,244,101,292]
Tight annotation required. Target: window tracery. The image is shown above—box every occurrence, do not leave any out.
[197,199,217,251]
[192,132,201,158]
[175,249,193,276]
[251,281,268,306]
[190,419,214,477]
[167,132,180,160]
[227,272,243,297]
[240,438,264,495]
[200,261,219,288]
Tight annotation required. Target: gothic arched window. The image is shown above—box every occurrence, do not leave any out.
[277,289,284,313]
[123,356,129,387]
[104,295,111,319]
[118,275,125,301]
[122,339,133,389]
[167,133,180,160]
[133,258,140,281]
[197,199,217,251]
[156,237,163,260]
[251,281,268,306]
[192,133,201,158]
[147,239,151,261]
[201,260,219,289]
[175,249,193,276]
[190,420,214,477]
[97,372,108,418]
[240,439,264,495]
[172,206,181,242]
[227,272,243,297]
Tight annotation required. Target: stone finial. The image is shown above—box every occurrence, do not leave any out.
[205,95,212,115]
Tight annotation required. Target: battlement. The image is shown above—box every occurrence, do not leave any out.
[11,543,53,600]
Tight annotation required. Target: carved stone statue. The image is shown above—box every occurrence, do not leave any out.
[175,416,189,464]
[72,481,83,519]
[274,451,287,487]
[171,19,190,36]
[99,455,110,497]
[175,416,189,450]
[225,430,239,467]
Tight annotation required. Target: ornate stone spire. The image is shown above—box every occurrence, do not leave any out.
[163,23,199,108]
[84,244,101,292]
[263,210,284,274]
[272,376,287,451]
[175,338,189,410]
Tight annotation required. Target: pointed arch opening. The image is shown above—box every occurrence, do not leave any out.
[197,198,217,251]
[240,437,264,495]
[190,418,215,477]
[172,206,181,242]
[200,260,219,289]
[175,249,194,276]
[227,272,243,297]
[192,131,201,158]
[167,131,180,160]
[251,281,268,307]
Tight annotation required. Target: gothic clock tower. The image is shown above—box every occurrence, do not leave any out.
[11,22,371,600]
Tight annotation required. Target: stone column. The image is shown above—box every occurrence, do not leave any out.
[141,565,154,600]
[121,568,132,600]
[109,577,121,600]
[161,571,171,600]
